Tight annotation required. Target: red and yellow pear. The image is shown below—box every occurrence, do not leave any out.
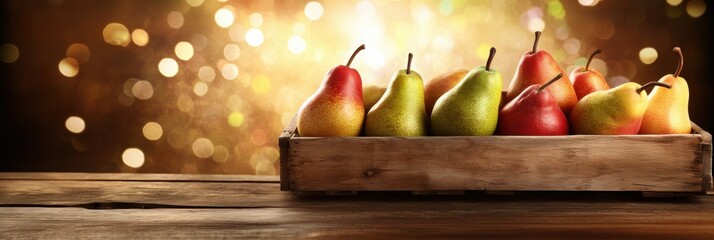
[570,49,610,100]
[639,47,691,134]
[497,73,569,136]
[424,70,469,116]
[296,44,366,137]
[506,31,578,115]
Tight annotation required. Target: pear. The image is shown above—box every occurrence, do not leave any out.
[362,85,387,113]
[364,53,427,136]
[639,47,691,134]
[570,49,610,100]
[431,47,502,136]
[297,44,366,137]
[424,69,469,116]
[507,31,578,115]
[570,81,671,135]
[497,73,569,136]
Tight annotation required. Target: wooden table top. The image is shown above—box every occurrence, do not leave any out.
[1,172,713,239]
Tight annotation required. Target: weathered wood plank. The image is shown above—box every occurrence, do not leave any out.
[693,122,713,191]
[288,134,705,192]
[2,203,714,239]
[0,172,279,182]
[279,114,298,191]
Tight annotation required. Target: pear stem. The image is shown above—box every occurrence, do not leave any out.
[636,81,672,94]
[346,44,366,67]
[406,53,413,74]
[537,73,563,92]
[585,49,602,71]
[531,31,541,54]
[673,47,683,78]
[485,47,496,71]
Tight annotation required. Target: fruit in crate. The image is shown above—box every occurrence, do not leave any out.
[639,47,692,134]
[570,81,671,135]
[506,31,578,115]
[497,73,569,135]
[362,85,387,113]
[424,69,469,116]
[296,44,366,137]
[570,49,610,100]
[431,47,502,136]
[364,53,428,136]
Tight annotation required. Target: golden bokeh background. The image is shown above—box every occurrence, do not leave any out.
[1,0,711,174]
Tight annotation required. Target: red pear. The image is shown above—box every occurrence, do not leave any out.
[497,73,569,135]
[571,49,610,100]
[297,44,366,137]
[506,31,578,115]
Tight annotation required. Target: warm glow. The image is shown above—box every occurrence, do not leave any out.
[578,0,599,7]
[249,13,263,27]
[639,47,658,64]
[65,116,86,134]
[304,2,324,20]
[0,43,19,63]
[158,58,179,77]
[222,63,239,80]
[212,145,230,163]
[288,36,307,54]
[58,57,79,77]
[193,82,208,96]
[245,28,264,47]
[686,0,706,18]
[223,43,241,61]
[142,122,163,140]
[192,138,214,158]
[174,41,194,61]
[215,8,235,28]
[667,0,683,6]
[131,80,154,100]
[167,11,184,29]
[102,23,131,47]
[131,29,149,46]
[198,66,216,82]
[251,74,271,94]
[122,148,145,168]
[185,0,204,7]
[228,112,244,127]
[66,43,90,64]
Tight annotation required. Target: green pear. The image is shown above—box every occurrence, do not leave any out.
[364,53,427,136]
[431,47,502,136]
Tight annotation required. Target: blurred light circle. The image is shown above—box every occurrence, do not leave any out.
[185,0,204,7]
[578,0,599,7]
[249,13,263,27]
[167,11,184,29]
[158,58,179,77]
[192,138,215,158]
[563,38,581,55]
[177,94,194,112]
[122,148,145,168]
[65,116,85,134]
[526,18,545,32]
[412,5,432,23]
[356,0,376,19]
[686,0,706,18]
[304,1,324,20]
[222,63,239,80]
[292,22,306,35]
[0,43,19,63]
[175,41,194,61]
[639,47,658,65]
[191,34,208,51]
[609,75,630,87]
[287,36,307,54]
[212,145,230,163]
[131,29,149,46]
[131,80,154,100]
[198,66,216,82]
[142,122,163,141]
[667,0,683,6]
[102,23,131,47]
[245,28,264,47]
[228,112,245,127]
[66,43,90,64]
[251,74,271,94]
[215,8,235,28]
[223,43,241,61]
[193,82,208,96]
[590,58,608,76]
[58,57,79,77]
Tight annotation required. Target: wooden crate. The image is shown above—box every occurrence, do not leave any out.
[279,115,712,195]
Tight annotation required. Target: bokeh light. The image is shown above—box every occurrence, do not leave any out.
[228,112,245,127]
[249,13,263,28]
[223,44,241,61]
[198,66,216,82]
[193,82,208,96]
[167,11,184,29]
[212,145,230,163]
[215,8,235,28]
[222,63,239,80]
[686,0,706,18]
[122,148,145,168]
[185,0,204,7]
[251,75,271,94]
[578,0,600,7]
[667,0,683,7]
[288,36,307,54]
[102,23,131,47]
[245,28,264,47]
[131,29,150,46]
[65,116,86,134]
[142,122,163,141]
[131,80,154,100]
[639,47,658,64]
[158,58,179,77]
[58,57,79,77]
[65,43,90,64]
[304,2,324,20]
[1,43,20,63]
[192,138,214,158]
[174,41,194,61]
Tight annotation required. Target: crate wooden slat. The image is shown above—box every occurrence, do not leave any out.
[280,116,712,194]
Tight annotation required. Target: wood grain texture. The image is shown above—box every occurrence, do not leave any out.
[693,122,713,191]
[2,173,714,239]
[0,172,278,182]
[280,114,298,191]
[287,134,706,192]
